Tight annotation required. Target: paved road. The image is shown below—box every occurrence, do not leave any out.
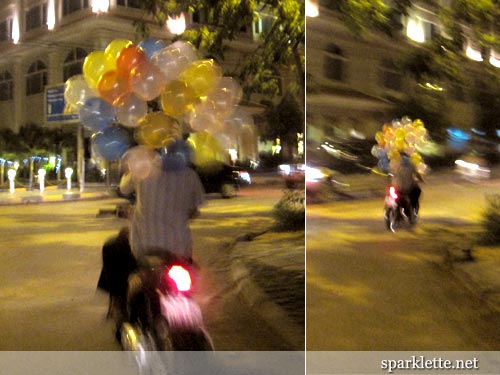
[0,185,291,351]
[307,176,500,350]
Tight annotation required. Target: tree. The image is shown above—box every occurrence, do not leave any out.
[0,123,76,187]
[330,0,500,136]
[258,92,303,161]
[132,0,304,101]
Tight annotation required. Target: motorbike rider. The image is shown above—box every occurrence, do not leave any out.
[100,139,205,328]
[392,152,423,215]
[119,139,205,262]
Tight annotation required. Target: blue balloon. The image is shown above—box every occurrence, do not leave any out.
[378,158,390,173]
[79,97,115,132]
[161,140,193,171]
[139,38,167,60]
[93,126,131,161]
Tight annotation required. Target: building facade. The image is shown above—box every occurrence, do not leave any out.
[306,1,499,148]
[0,0,283,174]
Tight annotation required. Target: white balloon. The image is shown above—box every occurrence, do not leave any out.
[150,41,198,82]
[64,74,97,109]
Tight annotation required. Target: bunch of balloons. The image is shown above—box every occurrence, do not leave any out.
[64,37,245,179]
[371,116,429,175]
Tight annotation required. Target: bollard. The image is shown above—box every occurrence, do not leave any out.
[38,169,46,193]
[7,169,16,194]
[65,167,73,191]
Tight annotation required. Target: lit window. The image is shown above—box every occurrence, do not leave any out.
[26,60,47,96]
[63,48,88,81]
[63,0,90,16]
[0,70,13,101]
[405,10,437,43]
[26,2,48,32]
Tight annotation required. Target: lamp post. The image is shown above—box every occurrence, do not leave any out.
[166,13,186,35]
[38,169,46,193]
[7,169,16,194]
[65,167,73,191]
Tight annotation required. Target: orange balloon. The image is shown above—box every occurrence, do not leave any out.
[136,112,181,148]
[116,45,147,78]
[97,70,130,105]
[105,39,133,67]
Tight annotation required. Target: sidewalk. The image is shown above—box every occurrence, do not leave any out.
[230,229,305,350]
[0,185,116,205]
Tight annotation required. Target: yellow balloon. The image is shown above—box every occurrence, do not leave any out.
[410,152,422,166]
[83,51,115,88]
[187,131,226,165]
[160,80,198,118]
[388,149,400,161]
[181,59,222,97]
[105,39,133,68]
[395,127,406,139]
[395,138,406,151]
[413,119,424,127]
[136,112,181,148]
[375,131,385,146]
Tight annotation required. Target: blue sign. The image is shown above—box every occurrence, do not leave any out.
[45,84,80,124]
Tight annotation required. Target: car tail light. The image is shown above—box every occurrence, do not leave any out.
[389,186,398,199]
[167,265,192,292]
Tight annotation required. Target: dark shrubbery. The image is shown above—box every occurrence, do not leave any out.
[479,194,500,245]
[272,189,305,231]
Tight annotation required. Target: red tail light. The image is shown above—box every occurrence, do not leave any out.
[389,186,398,199]
[168,265,192,292]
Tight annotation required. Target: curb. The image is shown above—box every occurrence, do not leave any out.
[230,257,304,350]
[0,191,118,206]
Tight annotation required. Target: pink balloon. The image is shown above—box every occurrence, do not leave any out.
[129,61,168,101]
[205,77,243,120]
[189,111,222,134]
[121,145,157,180]
[114,93,148,128]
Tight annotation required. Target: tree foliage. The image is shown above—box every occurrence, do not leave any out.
[331,0,500,135]
[132,0,304,99]
[0,123,75,158]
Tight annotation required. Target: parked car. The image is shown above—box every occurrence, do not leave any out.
[278,163,305,188]
[194,161,251,198]
[454,152,491,182]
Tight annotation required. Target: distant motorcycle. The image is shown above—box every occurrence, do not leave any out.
[384,185,418,232]
[119,251,213,371]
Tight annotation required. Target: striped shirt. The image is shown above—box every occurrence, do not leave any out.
[120,166,205,259]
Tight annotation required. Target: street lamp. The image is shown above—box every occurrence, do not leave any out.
[91,0,109,13]
[38,169,46,193]
[306,0,319,17]
[7,169,16,194]
[65,167,73,190]
[166,13,186,35]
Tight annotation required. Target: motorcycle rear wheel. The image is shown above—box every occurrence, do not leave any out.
[385,208,398,232]
[171,330,214,351]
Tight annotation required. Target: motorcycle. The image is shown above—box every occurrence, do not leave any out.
[118,251,213,371]
[384,185,418,232]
